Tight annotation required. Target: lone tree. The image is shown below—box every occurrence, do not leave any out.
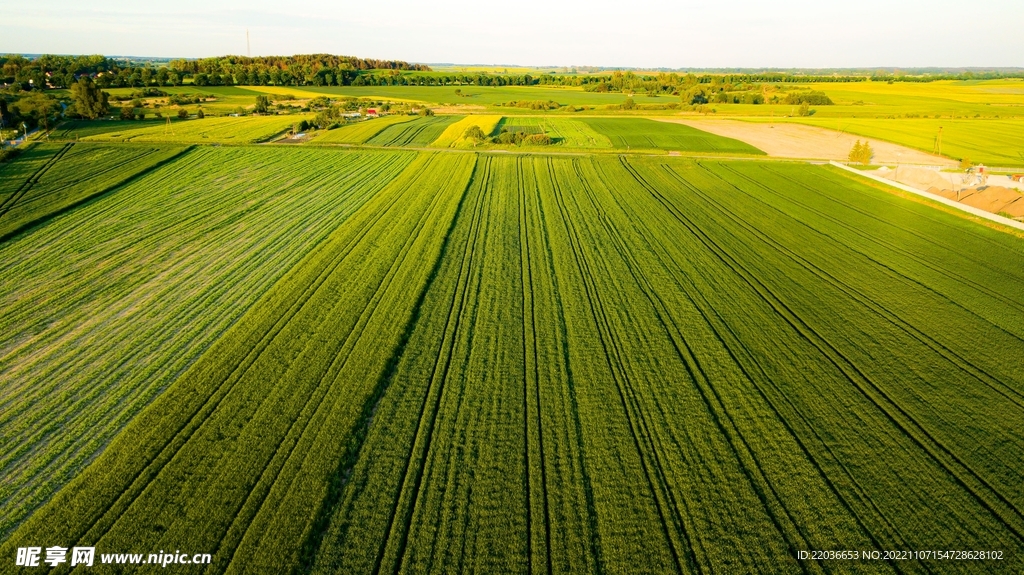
[463,125,486,142]
[70,77,109,119]
[254,95,271,115]
[177,108,189,120]
[848,140,873,165]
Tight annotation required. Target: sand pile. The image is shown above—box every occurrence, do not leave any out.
[876,166,954,190]
[929,186,1024,218]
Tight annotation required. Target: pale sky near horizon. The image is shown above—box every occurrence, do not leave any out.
[2,0,1022,68]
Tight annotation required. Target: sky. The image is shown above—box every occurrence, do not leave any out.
[3,0,1023,68]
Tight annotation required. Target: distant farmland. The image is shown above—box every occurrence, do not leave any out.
[2,142,1022,573]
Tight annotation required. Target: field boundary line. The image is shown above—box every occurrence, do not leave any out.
[0,143,73,217]
[0,146,194,245]
[828,161,1024,232]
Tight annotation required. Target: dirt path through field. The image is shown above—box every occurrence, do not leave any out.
[658,118,956,166]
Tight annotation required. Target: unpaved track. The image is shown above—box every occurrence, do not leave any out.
[658,118,956,166]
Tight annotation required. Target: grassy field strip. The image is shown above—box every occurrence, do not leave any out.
[307,154,496,574]
[81,115,307,144]
[430,115,502,148]
[0,145,63,204]
[0,143,72,216]
[579,117,765,154]
[625,158,1024,556]
[785,117,1024,166]
[496,117,613,148]
[365,115,462,147]
[312,115,417,144]
[51,120,174,140]
[0,152,478,574]
[0,143,190,241]
[0,148,417,540]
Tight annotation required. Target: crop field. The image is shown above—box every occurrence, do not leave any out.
[783,117,1024,167]
[0,142,188,240]
[2,143,1023,573]
[81,115,304,144]
[103,86,276,115]
[365,116,463,147]
[581,117,765,154]
[49,120,171,140]
[0,147,418,540]
[430,115,502,147]
[313,115,417,144]
[496,117,613,148]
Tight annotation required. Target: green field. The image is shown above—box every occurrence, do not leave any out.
[781,117,1024,166]
[312,115,417,144]
[2,142,1022,573]
[581,117,765,154]
[496,116,613,148]
[429,115,502,147]
[365,115,463,146]
[0,143,188,240]
[80,115,304,144]
[0,146,418,541]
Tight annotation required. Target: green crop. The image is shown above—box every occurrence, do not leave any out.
[0,143,188,241]
[313,115,417,144]
[581,117,765,154]
[365,115,462,146]
[81,115,306,144]
[3,147,1023,574]
[0,147,417,541]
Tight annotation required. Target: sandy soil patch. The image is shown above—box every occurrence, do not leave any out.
[431,105,488,114]
[658,118,956,166]
[929,186,1024,217]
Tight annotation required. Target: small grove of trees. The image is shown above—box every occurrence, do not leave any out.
[69,77,109,119]
[784,90,834,105]
[492,128,552,146]
[849,140,874,164]
[6,92,61,133]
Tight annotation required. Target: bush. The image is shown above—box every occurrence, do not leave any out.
[196,108,205,119]
[524,134,552,146]
[177,108,189,120]
[418,108,435,116]
[120,106,135,120]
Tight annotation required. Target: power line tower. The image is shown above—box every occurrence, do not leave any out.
[933,126,943,155]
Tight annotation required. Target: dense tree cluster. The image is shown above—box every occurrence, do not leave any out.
[170,54,429,87]
[783,91,834,105]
